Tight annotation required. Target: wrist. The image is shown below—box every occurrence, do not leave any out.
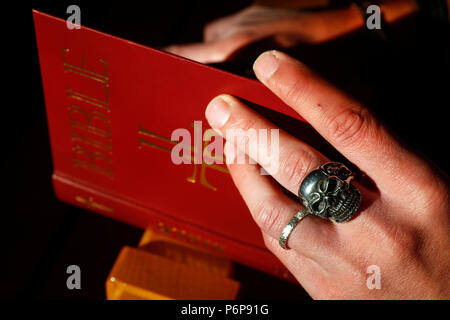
[379,0,418,23]
[310,0,418,41]
[311,6,365,42]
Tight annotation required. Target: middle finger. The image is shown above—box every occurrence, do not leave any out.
[205,93,327,195]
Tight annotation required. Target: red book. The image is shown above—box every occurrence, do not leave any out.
[33,10,307,281]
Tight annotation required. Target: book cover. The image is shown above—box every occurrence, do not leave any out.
[33,10,311,281]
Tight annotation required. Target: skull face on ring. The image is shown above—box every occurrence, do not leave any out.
[299,162,360,223]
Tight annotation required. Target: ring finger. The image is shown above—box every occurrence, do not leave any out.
[224,143,336,263]
[205,94,337,257]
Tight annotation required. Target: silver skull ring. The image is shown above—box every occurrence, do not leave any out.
[298,162,361,223]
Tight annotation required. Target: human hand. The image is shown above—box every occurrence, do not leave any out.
[164,4,342,64]
[204,50,450,299]
[165,1,419,64]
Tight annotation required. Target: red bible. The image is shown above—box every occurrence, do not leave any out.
[33,10,308,281]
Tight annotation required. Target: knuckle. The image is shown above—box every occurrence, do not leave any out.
[424,185,450,215]
[382,225,417,264]
[203,23,214,36]
[227,118,258,148]
[282,149,318,188]
[229,114,257,132]
[280,76,310,108]
[203,21,220,40]
[391,158,450,219]
[409,165,450,215]
[325,104,372,147]
[253,197,286,234]
[228,30,254,43]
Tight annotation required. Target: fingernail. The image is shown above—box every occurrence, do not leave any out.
[253,50,280,80]
[205,95,231,128]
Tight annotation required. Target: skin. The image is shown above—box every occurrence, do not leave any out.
[204,50,450,299]
[165,0,419,64]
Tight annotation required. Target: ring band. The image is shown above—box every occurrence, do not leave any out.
[279,209,309,250]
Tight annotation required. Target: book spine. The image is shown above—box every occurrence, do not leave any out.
[52,172,296,282]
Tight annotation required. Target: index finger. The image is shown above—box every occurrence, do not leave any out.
[252,50,427,194]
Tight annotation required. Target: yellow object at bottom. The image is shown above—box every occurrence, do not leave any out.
[106,229,240,300]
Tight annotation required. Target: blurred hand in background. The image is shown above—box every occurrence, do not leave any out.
[164,0,418,63]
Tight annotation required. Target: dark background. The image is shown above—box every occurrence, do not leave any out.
[3,0,448,299]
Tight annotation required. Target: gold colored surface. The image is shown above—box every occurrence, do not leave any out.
[75,195,113,213]
[106,243,239,300]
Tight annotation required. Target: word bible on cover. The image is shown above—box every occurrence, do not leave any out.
[33,10,307,281]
